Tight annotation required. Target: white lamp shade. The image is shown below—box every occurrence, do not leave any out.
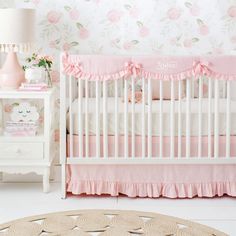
[0,8,35,52]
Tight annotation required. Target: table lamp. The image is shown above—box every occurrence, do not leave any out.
[0,8,35,90]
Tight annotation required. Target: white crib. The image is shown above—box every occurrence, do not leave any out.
[60,54,236,198]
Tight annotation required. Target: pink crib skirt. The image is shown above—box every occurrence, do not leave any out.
[66,135,236,198]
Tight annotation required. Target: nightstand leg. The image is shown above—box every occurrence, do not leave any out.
[43,167,50,193]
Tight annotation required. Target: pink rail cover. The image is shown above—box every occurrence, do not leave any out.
[62,54,236,81]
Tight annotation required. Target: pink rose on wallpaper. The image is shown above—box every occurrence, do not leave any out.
[76,23,90,39]
[167,7,181,20]
[228,6,236,18]
[47,11,62,24]
[69,9,79,21]
[124,5,139,18]
[63,43,71,51]
[199,25,209,35]
[79,28,89,39]
[107,9,123,23]
[183,39,193,48]
[137,21,149,37]
[197,19,209,36]
[185,2,200,16]
[4,104,12,113]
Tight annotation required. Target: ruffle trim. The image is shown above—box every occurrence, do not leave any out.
[62,53,236,81]
[67,180,236,198]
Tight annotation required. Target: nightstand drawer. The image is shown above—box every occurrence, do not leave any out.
[0,142,44,160]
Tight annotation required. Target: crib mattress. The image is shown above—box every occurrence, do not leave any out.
[67,98,236,136]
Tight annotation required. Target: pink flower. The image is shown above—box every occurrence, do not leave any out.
[50,70,60,83]
[79,27,89,39]
[167,7,181,20]
[47,11,62,24]
[4,104,12,113]
[231,36,236,43]
[54,129,60,142]
[107,9,123,23]
[189,4,200,16]
[69,9,79,21]
[63,43,71,51]
[183,39,193,48]
[228,6,236,18]
[129,6,139,18]
[198,25,209,35]
[139,26,149,37]
[123,41,133,50]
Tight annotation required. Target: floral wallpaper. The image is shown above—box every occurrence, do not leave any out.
[1,0,236,152]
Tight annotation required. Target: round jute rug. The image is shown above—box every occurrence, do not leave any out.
[0,209,228,236]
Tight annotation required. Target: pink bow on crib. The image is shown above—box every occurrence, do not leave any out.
[63,54,82,77]
[125,61,142,77]
[193,60,212,77]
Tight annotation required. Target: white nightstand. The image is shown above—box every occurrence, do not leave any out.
[0,88,56,193]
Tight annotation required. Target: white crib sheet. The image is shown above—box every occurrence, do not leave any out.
[66,98,236,136]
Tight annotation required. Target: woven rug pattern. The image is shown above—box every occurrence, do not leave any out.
[0,210,228,236]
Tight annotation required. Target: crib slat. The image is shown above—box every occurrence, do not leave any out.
[159,80,163,159]
[226,80,231,159]
[208,79,212,158]
[103,80,108,158]
[142,77,146,159]
[178,80,182,159]
[85,80,89,158]
[214,79,219,159]
[148,78,152,159]
[78,79,83,159]
[170,79,175,159]
[186,78,191,159]
[124,79,129,159]
[132,77,135,159]
[96,80,100,159]
[115,80,119,159]
[69,75,74,158]
[198,77,203,158]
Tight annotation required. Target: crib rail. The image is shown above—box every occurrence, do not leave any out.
[60,55,236,166]
[61,78,236,164]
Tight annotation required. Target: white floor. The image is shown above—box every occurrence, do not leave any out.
[0,183,235,235]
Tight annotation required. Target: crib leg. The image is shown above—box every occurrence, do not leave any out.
[61,164,67,199]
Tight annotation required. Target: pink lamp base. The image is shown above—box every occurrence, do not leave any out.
[0,52,25,90]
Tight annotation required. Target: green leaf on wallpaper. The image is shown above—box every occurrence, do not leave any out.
[184,2,192,8]
[70,42,79,46]
[192,38,199,42]
[76,22,84,29]
[124,4,131,10]
[132,40,139,44]
[12,103,19,107]
[64,6,72,11]
[136,21,143,27]
[197,19,204,26]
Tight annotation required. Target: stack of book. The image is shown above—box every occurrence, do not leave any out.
[4,121,38,136]
[18,83,48,91]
